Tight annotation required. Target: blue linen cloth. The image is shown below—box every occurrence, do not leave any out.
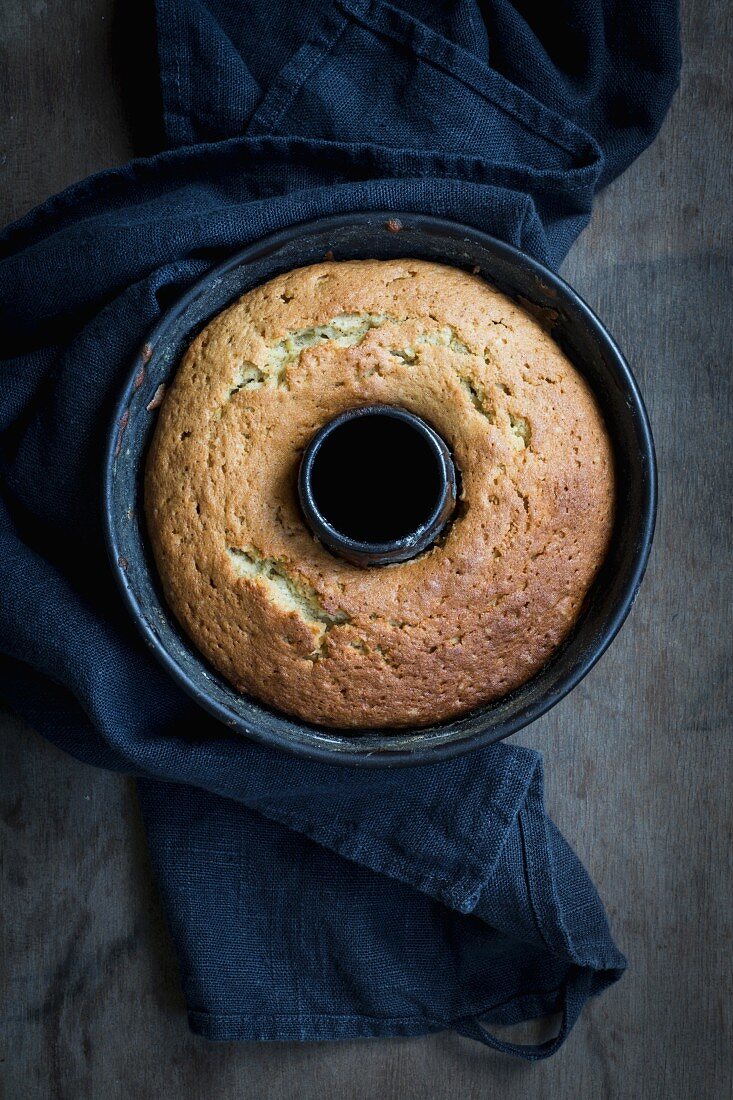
[0,0,678,1058]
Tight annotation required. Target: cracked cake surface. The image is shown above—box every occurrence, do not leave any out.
[144,258,615,728]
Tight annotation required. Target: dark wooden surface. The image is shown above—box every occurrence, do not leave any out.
[1,1,731,1096]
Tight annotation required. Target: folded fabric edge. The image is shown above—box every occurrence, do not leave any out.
[186,983,566,1043]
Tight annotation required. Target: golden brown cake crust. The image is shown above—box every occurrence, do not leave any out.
[144,259,614,728]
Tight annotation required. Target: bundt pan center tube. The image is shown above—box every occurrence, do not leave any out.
[298,405,458,567]
[104,213,656,766]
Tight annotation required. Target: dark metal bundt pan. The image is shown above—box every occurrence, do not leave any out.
[103,213,656,766]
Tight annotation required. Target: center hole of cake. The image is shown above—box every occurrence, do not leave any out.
[308,411,445,544]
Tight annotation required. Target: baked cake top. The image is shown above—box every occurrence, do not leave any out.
[145,259,614,728]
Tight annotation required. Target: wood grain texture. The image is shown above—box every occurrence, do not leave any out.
[1,0,731,1096]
